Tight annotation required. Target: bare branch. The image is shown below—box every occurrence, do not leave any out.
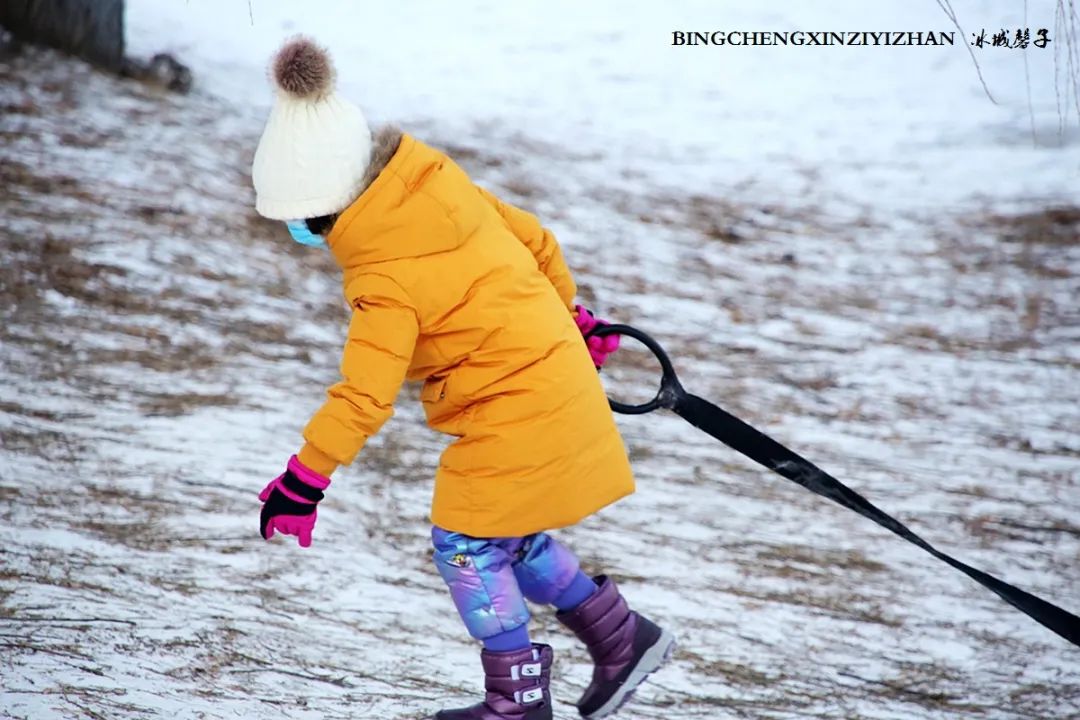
[936,0,998,104]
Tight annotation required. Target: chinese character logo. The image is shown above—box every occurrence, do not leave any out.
[972,27,1051,49]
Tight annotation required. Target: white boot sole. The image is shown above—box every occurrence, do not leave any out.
[582,628,677,719]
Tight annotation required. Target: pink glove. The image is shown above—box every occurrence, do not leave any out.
[574,304,621,368]
[258,455,331,548]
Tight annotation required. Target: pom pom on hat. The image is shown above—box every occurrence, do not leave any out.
[272,36,335,100]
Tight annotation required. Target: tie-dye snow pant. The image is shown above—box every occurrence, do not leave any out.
[431,526,581,640]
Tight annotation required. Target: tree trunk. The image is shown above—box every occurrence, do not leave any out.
[0,0,125,71]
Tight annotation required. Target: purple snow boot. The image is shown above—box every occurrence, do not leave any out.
[435,644,553,720]
[556,576,676,719]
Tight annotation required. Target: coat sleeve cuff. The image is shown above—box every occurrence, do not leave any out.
[298,442,339,477]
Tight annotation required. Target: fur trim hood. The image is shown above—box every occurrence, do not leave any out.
[357,125,403,197]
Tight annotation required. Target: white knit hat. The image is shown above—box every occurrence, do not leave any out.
[252,37,372,220]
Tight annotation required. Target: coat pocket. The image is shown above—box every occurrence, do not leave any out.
[421,375,475,437]
[421,376,448,405]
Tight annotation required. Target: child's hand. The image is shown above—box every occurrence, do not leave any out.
[574,305,621,369]
[258,456,331,548]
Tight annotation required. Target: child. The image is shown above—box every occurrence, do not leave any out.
[253,38,675,720]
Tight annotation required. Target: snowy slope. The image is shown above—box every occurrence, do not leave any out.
[2,1,1078,719]
[123,0,1078,210]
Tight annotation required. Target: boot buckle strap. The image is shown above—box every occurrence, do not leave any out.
[514,686,544,705]
[510,661,542,680]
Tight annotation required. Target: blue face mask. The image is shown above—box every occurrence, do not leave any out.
[286,220,328,248]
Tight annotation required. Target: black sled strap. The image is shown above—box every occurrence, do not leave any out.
[589,324,1080,648]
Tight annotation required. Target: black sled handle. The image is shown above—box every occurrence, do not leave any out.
[585,323,685,414]
[585,323,1080,649]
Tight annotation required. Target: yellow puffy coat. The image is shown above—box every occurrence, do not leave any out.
[296,134,634,537]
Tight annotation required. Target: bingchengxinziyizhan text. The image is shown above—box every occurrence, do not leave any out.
[672,29,1055,47]
[672,31,959,46]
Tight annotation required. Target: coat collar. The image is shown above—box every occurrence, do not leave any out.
[327,133,464,269]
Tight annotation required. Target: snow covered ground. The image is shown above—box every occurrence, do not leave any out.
[2,1,1078,718]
